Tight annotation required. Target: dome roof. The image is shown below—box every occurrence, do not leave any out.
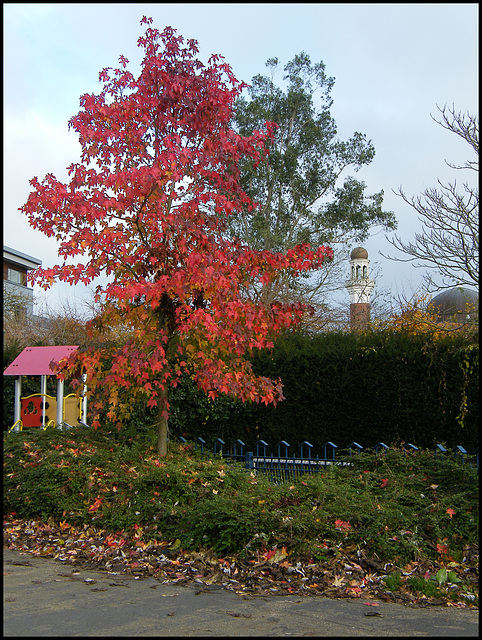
[427,287,479,323]
[350,247,368,260]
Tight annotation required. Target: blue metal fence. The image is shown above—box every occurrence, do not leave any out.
[177,437,478,481]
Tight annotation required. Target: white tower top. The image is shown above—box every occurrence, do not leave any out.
[345,247,375,305]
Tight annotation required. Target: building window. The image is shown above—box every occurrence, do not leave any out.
[7,267,25,285]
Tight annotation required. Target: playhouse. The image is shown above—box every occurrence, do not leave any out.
[4,345,87,431]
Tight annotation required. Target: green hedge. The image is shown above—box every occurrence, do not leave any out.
[4,330,478,453]
[169,330,479,453]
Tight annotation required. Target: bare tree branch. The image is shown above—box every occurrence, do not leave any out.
[383,105,478,291]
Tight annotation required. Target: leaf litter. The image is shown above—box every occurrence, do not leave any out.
[3,514,477,608]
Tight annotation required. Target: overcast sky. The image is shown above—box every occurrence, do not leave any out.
[4,3,479,314]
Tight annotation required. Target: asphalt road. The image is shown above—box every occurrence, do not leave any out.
[4,547,479,637]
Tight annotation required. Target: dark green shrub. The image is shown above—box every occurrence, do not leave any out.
[3,428,478,569]
[173,329,478,452]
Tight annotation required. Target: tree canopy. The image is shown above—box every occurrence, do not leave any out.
[229,53,396,307]
[20,18,333,454]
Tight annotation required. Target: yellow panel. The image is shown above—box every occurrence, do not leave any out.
[64,394,81,425]
[43,396,58,425]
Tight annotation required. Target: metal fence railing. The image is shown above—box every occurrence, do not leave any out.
[176,437,478,482]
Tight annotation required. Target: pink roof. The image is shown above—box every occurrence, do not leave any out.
[3,346,79,376]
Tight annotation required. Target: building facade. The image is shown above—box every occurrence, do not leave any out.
[3,246,42,317]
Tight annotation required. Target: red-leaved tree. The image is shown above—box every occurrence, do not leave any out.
[21,17,333,455]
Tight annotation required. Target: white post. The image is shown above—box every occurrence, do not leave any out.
[56,378,64,429]
[14,376,22,429]
[81,373,88,424]
[40,375,47,427]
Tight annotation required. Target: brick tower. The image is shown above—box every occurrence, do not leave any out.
[345,247,375,331]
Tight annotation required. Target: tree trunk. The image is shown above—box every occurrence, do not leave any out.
[156,384,169,457]
[156,303,176,457]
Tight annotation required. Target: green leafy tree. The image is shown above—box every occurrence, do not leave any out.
[230,53,396,308]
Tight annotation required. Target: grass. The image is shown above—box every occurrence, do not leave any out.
[3,424,479,605]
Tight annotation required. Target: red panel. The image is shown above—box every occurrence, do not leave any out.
[21,396,43,427]
[3,346,79,376]
[21,395,57,427]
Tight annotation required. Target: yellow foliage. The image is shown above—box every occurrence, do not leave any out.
[373,293,478,340]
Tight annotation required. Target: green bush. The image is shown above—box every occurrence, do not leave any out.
[4,428,478,568]
[169,330,478,452]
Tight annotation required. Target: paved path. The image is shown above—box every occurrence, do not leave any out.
[4,548,479,637]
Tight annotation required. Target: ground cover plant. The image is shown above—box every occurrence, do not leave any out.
[3,426,478,608]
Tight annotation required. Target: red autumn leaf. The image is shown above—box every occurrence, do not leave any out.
[380,478,389,488]
[88,498,103,512]
[436,542,448,555]
[334,519,351,532]
[446,508,456,518]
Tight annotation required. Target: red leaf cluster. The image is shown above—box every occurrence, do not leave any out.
[20,18,333,428]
